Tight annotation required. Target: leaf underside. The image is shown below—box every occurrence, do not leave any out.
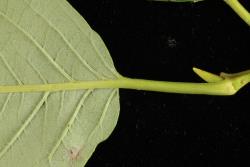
[0,0,120,166]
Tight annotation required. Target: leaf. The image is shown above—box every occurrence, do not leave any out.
[1,0,250,166]
[0,0,120,166]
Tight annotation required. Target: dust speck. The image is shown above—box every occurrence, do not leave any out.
[167,37,177,48]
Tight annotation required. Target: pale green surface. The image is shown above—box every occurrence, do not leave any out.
[0,0,120,166]
[0,0,250,167]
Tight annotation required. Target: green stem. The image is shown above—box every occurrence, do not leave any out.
[115,77,236,95]
[0,77,240,95]
[224,0,250,26]
[0,68,249,95]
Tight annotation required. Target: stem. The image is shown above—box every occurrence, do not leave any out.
[116,77,236,95]
[224,0,250,26]
[0,77,235,95]
[0,68,249,95]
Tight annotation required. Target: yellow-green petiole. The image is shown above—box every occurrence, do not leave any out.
[0,68,249,96]
[224,0,250,26]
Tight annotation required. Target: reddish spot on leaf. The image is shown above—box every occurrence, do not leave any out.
[68,146,82,161]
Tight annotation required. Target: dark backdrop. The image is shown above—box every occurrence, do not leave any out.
[68,1,250,166]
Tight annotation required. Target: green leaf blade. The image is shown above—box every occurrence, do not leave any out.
[0,0,120,166]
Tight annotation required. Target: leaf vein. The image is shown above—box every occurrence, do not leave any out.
[23,0,106,80]
[0,93,12,117]
[86,89,117,144]
[0,52,23,85]
[0,92,49,159]
[48,89,92,163]
[57,0,121,78]
[0,12,73,82]
[26,57,48,84]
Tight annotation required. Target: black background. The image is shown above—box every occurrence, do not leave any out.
[68,1,250,166]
